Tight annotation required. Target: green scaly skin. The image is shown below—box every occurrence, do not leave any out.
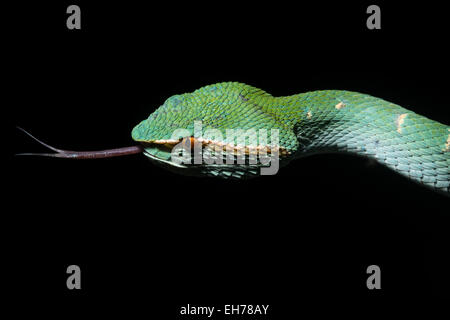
[132,82,450,193]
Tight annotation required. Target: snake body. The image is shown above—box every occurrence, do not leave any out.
[132,82,450,193]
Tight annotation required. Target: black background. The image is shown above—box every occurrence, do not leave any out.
[7,0,450,317]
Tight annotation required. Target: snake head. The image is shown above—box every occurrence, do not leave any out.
[131,82,296,178]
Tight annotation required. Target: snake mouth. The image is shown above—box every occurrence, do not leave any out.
[141,136,289,165]
[139,140,186,167]
[140,136,288,178]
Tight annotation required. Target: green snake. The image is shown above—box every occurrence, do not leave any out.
[18,82,450,194]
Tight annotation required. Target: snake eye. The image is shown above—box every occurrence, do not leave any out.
[182,137,196,149]
[183,137,190,148]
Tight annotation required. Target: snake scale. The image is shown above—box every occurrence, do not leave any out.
[19,82,450,194]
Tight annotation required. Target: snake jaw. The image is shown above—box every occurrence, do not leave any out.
[138,136,287,179]
[142,136,289,157]
[142,148,188,169]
